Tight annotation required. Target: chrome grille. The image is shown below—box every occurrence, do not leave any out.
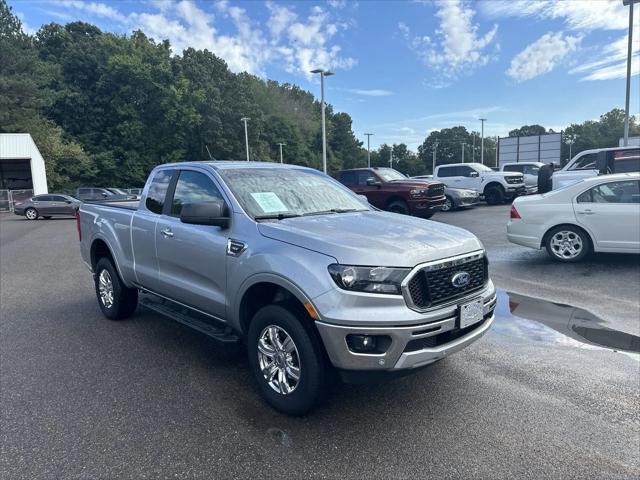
[404,252,488,310]
[427,183,445,197]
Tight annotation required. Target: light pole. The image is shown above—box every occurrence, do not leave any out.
[277,142,286,163]
[622,0,638,146]
[461,142,467,163]
[364,133,373,167]
[310,69,334,173]
[432,140,438,174]
[389,146,393,168]
[565,135,575,161]
[479,118,487,165]
[240,117,250,161]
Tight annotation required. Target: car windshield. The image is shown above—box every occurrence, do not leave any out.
[376,169,407,181]
[473,164,493,172]
[218,167,369,219]
[108,188,127,195]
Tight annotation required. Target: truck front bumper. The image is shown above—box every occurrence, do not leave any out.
[408,196,446,217]
[315,286,496,371]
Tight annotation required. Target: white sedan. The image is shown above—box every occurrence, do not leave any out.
[507,173,640,262]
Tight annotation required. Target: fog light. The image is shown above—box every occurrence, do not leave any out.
[346,334,377,353]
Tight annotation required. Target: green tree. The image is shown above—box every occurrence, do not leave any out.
[508,125,548,137]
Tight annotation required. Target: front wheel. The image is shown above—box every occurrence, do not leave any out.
[94,257,138,320]
[484,186,504,205]
[545,226,591,262]
[25,208,38,220]
[441,195,454,212]
[248,304,331,415]
[387,199,409,215]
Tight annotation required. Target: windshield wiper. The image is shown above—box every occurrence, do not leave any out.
[254,213,302,221]
[302,208,365,216]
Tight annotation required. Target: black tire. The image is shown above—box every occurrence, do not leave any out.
[387,199,409,215]
[422,213,434,219]
[441,195,454,212]
[94,257,138,320]
[484,186,504,205]
[25,208,38,220]
[545,226,591,263]
[43,216,52,219]
[248,304,332,415]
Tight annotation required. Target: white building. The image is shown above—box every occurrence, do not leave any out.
[0,133,48,195]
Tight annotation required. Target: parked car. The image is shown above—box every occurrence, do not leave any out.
[507,173,640,262]
[75,187,135,201]
[433,163,526,205]
[127,188,143,196]
[500,162,544,194]
[412,176,479,212]
[78,161,496,414]
[335,167,446,218]
[108,187,139,200]
[14,194,81,220]
[551,146,639,190]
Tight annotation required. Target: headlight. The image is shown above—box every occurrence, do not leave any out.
[328,264,410,294]
[409,188,429,198]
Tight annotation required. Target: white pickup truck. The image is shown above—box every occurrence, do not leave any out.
[433,163,526,205]
[551,146,640,190]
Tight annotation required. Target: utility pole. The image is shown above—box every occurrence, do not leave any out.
[277,143,286,163]
[461,142,467,163]
[364,133,373,167]
[495,136,499,168]
[240,117,250,161]
[389,146,393,168]
[622,0,638,146]
[480,118,487,165]
[432,140,438,174]
[471,134,475,162]
[310,69,334,173]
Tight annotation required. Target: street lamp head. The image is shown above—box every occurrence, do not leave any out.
[324,70,334,77]
[310,69,323,74]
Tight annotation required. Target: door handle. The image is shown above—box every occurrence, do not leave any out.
[577,209,595,215]
[160,228,174,237]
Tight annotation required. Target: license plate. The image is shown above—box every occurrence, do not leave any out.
[459,298,484,329]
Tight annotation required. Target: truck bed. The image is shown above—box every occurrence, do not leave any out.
[81,199,140,210]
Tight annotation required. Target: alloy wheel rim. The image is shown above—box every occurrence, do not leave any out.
[550,230,583,259]
[98,269,114,308]
[26,209,36,219]
[258,325,301,395]
[442,198,452,211]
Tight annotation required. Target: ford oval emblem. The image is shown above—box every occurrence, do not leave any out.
[451,272,471,288]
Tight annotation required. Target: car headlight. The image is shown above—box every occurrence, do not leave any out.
[409,188,429,198]
[328,264,410,294]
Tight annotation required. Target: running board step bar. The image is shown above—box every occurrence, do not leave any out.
[139,293,239,343]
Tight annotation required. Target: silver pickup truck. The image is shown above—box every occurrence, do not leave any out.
[78,161,496,414]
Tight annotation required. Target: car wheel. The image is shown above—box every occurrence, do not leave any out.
[387,199,409,215]
[94,257,138,320]
[441,196,454,212]
[248,304,332,415]
[545,226,591,262]
[43,216,52,219]
[484,186,504,205]
[25,208,38,220]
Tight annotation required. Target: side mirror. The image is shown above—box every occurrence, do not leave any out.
[180,201,230,228]
[468,171,479,178]
[65,200,72,204]
[366,178,381,187]
[358,194,370,203]
[101,192,109,198]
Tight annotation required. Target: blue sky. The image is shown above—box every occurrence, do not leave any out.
[10,0,640,150]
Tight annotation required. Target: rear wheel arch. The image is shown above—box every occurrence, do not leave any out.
[90,238,114,270]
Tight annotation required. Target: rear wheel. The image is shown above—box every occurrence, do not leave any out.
[248,304,331,415]
[94,257,138,320]
[441,195,454,212]
[25,208,38,220]
[484,186,504,205]
[545,226,591,262]
[387,199,409,215]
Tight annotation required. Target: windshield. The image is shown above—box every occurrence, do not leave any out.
[376,169,407,181]
[108,188,127,195]
[473,164,493,172]
[218,168,369,219]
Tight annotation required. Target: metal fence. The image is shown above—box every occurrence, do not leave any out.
[0,189,34,212]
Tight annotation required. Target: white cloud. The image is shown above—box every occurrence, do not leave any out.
[50,0,354,78]
[400,0,498,79]
[507,32,582,82]
[480,0,629,31]
[347,89,393,97]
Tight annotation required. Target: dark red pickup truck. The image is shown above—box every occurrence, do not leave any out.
[336,167,446,218]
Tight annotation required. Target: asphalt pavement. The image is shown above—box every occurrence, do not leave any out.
[1,210,638,479]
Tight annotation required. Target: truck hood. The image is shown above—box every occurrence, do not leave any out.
[387,179,440,188]
[257,211,483,267]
